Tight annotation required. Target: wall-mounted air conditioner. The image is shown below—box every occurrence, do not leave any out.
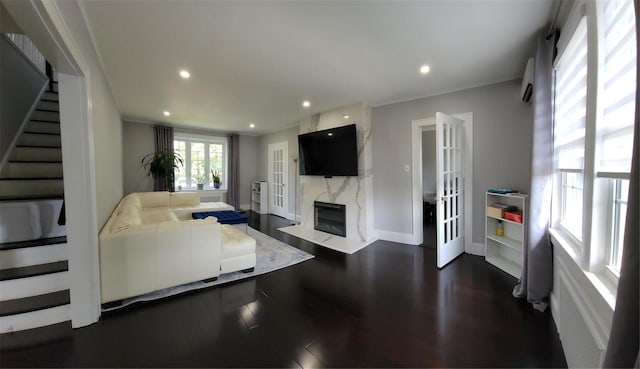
[521,57,534,103]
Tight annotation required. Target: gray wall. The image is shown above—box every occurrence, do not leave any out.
[0,35,47,162]
[422,130,436,194]
[0,2,22,33]
[53,0,124,228]
[122,121,154,194]
[122,120,258,208]
[372,79,532,244]
[256,125,299,216]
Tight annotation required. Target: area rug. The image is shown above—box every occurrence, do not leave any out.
[102,226,313,312]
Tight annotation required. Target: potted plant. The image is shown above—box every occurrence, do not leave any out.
[141,150,183,191]
[195,167,205,190]
[211,170,222,189]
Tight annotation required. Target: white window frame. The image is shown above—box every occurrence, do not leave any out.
[551,0,636,294]
[174,132,228,191]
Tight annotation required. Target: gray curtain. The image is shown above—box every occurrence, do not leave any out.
[603,1,639,366]
[154,125,174,192]
[227,134,240,208]
[513,31,557,312]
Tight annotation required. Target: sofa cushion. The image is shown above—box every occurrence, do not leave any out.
[220,225,256,259]
[118,195,141,214]
[170,192,200,207]
[141,208,179,224]
[171,202,234,220]
[138,192,170,208]
[111,208,142,233]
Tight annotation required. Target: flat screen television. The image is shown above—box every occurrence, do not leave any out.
[298,124,358,177]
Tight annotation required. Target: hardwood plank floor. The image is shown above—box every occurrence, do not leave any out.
[0,213,566,367]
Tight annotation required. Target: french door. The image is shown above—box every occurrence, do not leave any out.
[436,112,465,268]
[268,142,288,218]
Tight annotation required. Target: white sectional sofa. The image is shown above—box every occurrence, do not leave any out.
[99,191,256,304]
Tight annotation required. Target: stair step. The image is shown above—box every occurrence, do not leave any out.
[0,271,68,301]
[0,320,71,350]
[0,261,68,282]
[31,110,60,122]
[0,194,64,202]
[10,147,62,162]
[37,100,59,111]
[2,162,63,179]
[17,133,61,148]
[0,179,64,200]
[0,242,67,269]
[0,304,70,334]
[0,290,69,317]
[26,121,60,134]
[0,236,67,251]
[35,108,59,113]
[41,92,58,101]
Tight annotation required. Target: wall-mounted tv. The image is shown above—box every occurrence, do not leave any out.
[298,124,358,177]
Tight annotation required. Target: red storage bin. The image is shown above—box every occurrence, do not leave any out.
[504,210,523,223]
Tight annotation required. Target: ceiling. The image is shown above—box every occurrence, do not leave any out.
[81,1,555,135]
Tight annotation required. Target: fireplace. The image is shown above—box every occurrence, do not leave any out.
[314,201,346,237]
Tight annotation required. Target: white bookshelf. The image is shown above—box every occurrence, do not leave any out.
[251,181,268,214]
[485,192,527,279]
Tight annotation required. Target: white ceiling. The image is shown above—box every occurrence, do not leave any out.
[81,1,555,134]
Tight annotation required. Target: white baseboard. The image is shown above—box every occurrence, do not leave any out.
[374,229,419,245]
[239,204,250,211]
[466,242,485,256]
[287,213,300,222]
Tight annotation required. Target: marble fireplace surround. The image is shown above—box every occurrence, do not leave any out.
[279,102,376,254]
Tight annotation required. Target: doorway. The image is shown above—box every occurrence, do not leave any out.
[422,126,437,248]
[411,113,474,256]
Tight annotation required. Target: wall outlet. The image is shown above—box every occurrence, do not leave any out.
[404,164,410,172]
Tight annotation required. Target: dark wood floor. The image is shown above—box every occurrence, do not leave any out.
[0,214,566,368]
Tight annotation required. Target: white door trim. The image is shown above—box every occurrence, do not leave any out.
[411,112,474,252]
[5,0,102,327]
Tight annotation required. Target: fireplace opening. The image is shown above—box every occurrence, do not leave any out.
[314,201,346,237]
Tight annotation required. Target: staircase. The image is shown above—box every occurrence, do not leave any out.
[0,64,71,336]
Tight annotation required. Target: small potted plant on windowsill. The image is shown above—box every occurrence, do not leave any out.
[195,168,206,190]
[211,170,222,189]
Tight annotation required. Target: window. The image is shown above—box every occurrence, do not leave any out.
[554,16,588,243]
[597,0,636,277]
[608,179,629,274]
[173,133,228,190]
[552,0,636,285]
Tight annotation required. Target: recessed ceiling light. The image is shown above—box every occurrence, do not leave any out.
[343,115,350,119]
[302,100,311,108]
[179,70,190,79]
[328,133,333,136]
[249,123,255,128]
[419,65,431,74]
[163,111,171,116]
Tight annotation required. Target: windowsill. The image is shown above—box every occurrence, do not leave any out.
[549,227,617,310]
[176,188,227,193]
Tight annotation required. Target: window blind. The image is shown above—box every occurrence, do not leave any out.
[599,0,637,173]
[554,17,588,171]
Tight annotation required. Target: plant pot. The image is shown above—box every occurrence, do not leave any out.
[197,183,204,190]
[213,182,221,189]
